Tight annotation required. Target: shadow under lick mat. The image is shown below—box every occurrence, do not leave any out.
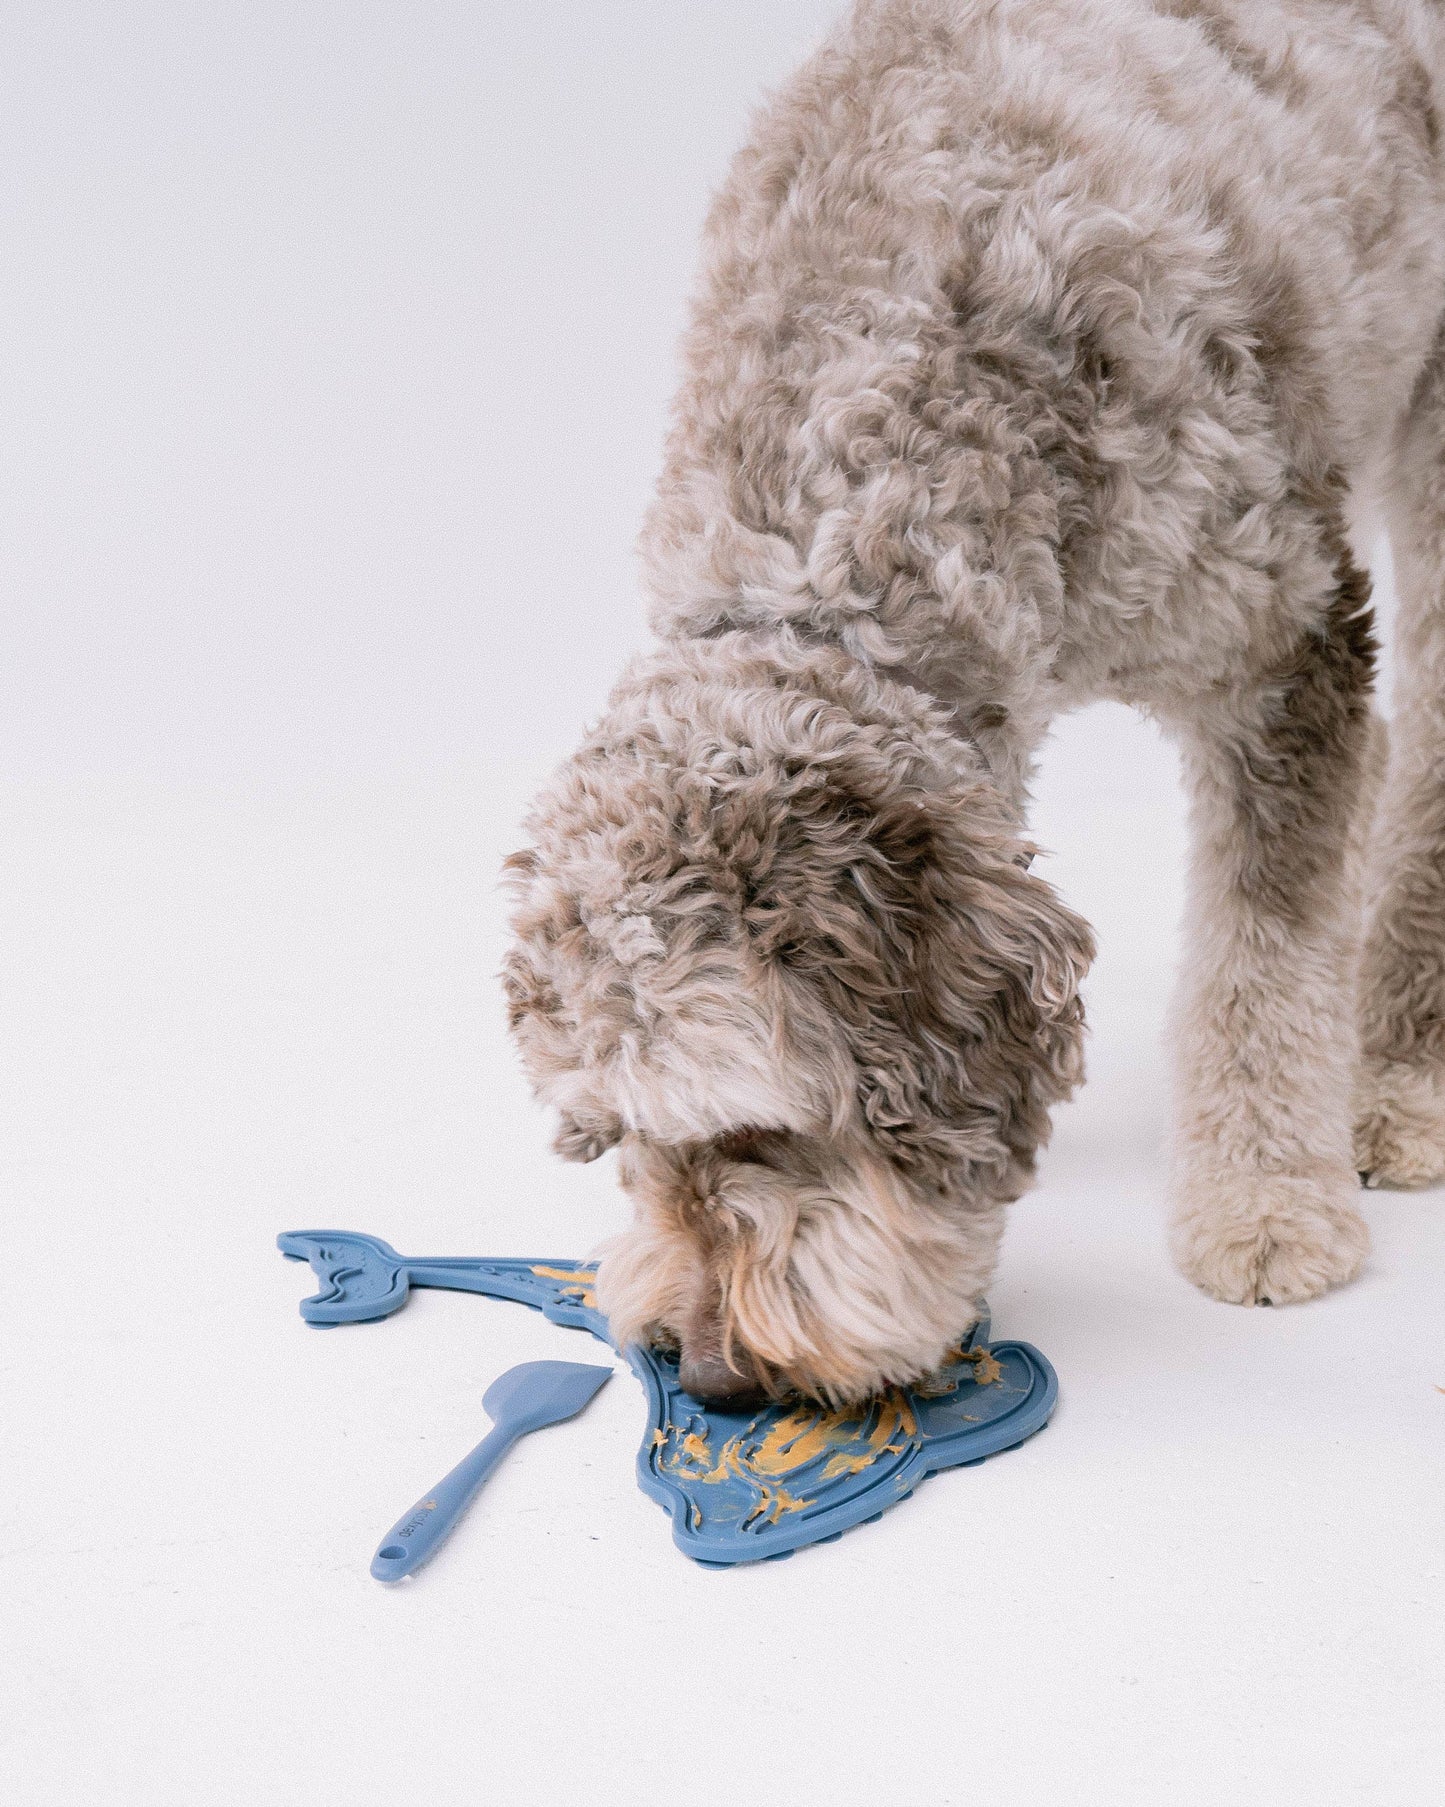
[278,1229,1058,1567]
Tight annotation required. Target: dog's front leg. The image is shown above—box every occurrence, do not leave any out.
[1165,577,1376,1305]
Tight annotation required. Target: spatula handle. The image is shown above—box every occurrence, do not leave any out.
[370,1422,516,1582]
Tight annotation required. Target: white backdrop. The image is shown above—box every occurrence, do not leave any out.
[4,6,1442,1804]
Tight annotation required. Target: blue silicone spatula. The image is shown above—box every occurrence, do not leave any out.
[370,1359,614,1582]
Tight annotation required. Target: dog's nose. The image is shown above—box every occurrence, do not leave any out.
[677,1347,769,1411]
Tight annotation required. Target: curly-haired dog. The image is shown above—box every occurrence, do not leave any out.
[504,0,1445,1406]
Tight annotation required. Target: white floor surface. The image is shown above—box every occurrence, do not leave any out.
[3,6,1443,1804]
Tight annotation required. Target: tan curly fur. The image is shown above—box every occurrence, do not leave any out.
[505,0,1445,1403]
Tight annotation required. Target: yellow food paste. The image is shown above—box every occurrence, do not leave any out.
[529,1264,599,1309]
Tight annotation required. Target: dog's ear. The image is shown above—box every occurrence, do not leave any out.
[501,914,625,1162]
[736,757,1094,1191]
[552,1109,623,1163]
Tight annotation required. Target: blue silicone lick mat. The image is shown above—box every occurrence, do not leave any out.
[279,1229,1057,1567]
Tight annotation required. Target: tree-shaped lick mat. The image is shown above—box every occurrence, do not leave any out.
[279,1229,1057,1567]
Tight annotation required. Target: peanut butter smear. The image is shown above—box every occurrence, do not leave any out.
[529,1264,599,1309]
[654,1391,925,1526]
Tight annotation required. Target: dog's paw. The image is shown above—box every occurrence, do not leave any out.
[1171,1171,1369,1305]
[1353,1060,1445,1189]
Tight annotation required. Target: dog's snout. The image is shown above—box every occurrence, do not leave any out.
[677,1343,768,1411]
[678,1353,768,1410]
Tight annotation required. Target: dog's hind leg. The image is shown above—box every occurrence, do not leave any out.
[1167,531,1377,1304]
[1356,338,1445,1188]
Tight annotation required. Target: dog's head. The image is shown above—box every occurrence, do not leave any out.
[503,637,1092,1405]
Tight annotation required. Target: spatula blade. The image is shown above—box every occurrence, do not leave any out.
[482,1359,614,1435]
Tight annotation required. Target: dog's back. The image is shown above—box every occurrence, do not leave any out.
[642,0,1445,718]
